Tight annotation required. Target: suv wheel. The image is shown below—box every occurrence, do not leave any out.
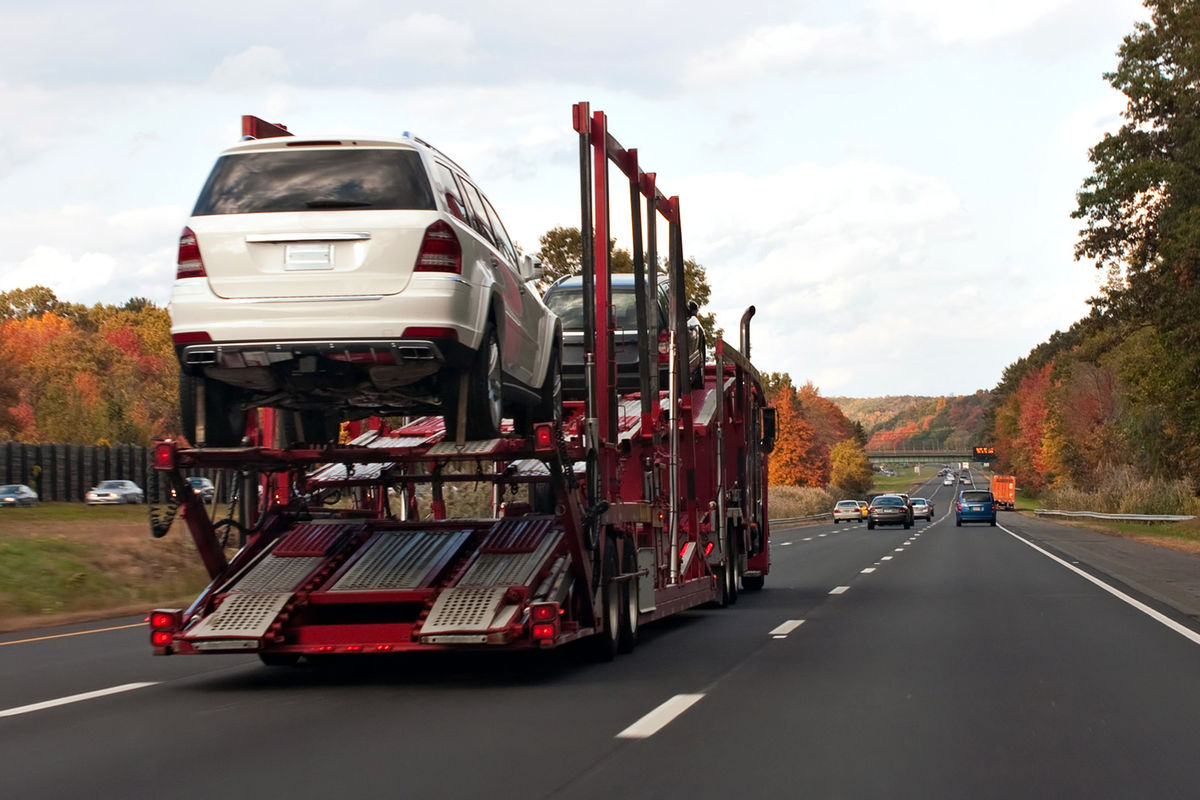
[180,371,247,448]
[444,324,502,440]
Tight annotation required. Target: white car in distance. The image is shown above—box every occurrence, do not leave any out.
[170,123,562,446]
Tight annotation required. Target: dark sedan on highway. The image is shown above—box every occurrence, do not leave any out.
[868,494,912,529]
[956,489,997,527]
[0,484,38,507]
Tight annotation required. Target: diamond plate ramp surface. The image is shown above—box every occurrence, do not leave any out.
[228,554,325,593]
[328,529,472,592]
[187,592,293,639]
[458,521,561,589]
[420,587,510,635]
[273,523,356,557]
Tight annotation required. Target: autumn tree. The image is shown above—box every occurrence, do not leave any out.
[829,439,874,496]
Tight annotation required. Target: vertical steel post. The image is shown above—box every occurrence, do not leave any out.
[644,175,660,405]
[626,152,652,422]
[591,110,614,446]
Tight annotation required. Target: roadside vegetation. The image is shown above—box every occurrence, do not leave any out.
[988,2,1200,516]
[768,485,835,518]
[0,503,211,630]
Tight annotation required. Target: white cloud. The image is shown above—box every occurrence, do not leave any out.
[209,45,290,88]
[363,13,475,62]
[875,0,1075,44]
[687,21,880,85]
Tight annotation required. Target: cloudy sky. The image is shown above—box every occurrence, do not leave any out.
[0,0,1147,397]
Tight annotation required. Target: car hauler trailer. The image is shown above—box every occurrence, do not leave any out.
[146,106,774,663]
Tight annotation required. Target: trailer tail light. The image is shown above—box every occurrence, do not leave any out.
[532,624,556,640]
[704,541,714,557]
[153,442,176,470]
[177,226,206,279]
[345,645,363,652]
[414,220,462,274]
[149,608,181,652]
[530,602,558,622]
[533,423,555,452]
[150,611,177,629]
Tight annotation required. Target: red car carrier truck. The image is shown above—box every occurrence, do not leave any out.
[146,105,775,663]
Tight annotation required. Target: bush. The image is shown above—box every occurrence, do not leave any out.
[769,485,835,519]
[1041,467,1199,516]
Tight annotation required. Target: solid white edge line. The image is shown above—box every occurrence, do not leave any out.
[768,619,805,636]
[1000,524,1200,646]
[616,693,706,739]
[0,682,159,718]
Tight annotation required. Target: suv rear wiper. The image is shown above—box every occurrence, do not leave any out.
[305,199,373,208]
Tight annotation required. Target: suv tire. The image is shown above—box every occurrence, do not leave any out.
[444,323,502,440]
[180,371,247,448]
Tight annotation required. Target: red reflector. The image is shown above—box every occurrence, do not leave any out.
[346,645,363,652]
[317,645,335,653]
[533,424,554,451]
[376,644,393,652]
[414,220,462,274]
[177,226,206,279]
[704,541,714,557]
[402,326,458,341]
[171,331,213,345]
[151,631,172,647]
[532,624,556,640]
[154,443,175,470]
[531,604,557,622]
[150,612,175,629]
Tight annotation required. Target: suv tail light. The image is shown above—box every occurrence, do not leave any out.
[177,226,206,279]
[414,220,462,274]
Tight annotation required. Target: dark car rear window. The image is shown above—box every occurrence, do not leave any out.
[962,491,992,502]
[544,287,650,331]
[192,148,436,215]
[872,496,903,507]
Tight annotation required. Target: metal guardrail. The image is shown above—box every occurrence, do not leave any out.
[1034,509,1196,522]
[769,513,833,524]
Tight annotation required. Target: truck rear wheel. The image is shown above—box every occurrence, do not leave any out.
[617,542,639,653]
[587,543,620,662]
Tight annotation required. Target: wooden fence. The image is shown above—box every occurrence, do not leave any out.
[0,441,152,502]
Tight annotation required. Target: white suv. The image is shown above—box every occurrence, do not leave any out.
[170,127,561,446]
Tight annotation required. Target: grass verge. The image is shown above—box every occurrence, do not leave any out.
[0,503,212,631]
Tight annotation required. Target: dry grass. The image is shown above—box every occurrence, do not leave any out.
[1041,467,1199,516]
[769,485,836,518]
[0,505,212,632]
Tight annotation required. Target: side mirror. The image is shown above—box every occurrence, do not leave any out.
[687,299,699,318]
[760,407,776,453]
[520,254,544,282]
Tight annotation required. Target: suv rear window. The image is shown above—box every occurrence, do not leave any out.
[192,149,436,215]
[962,491,992,502]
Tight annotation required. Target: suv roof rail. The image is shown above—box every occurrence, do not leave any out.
[406,134,473,179]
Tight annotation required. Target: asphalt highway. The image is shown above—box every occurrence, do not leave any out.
[3,472,1200,799]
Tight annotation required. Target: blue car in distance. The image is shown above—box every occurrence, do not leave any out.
[956,489,996,527]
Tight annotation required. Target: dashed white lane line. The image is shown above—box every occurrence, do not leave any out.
[882,556,894,561]
[861,567,876,574]
[0,682,159,719]
[769,619,805,637]
[780,541,793,546]
[616,693,706,739]
[829,586,850,595]
[1001,525,1200,647]
[895,547,905,552]
[818,533,828,538]
[803,537,813,541]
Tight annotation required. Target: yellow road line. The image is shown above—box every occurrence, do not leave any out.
[0,622,144,647]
